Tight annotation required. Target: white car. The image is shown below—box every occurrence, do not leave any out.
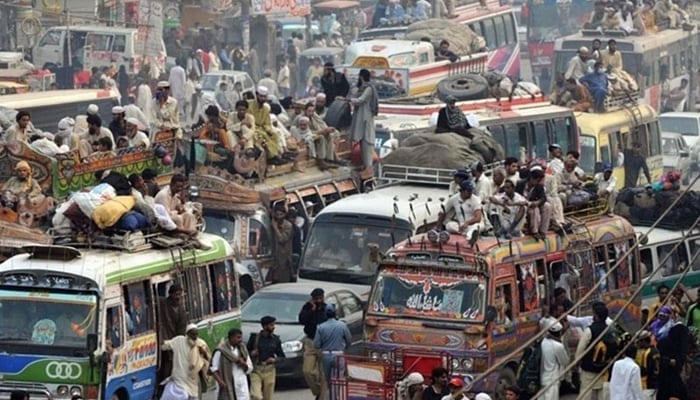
[658,112,700,170]
[661,131,693,185]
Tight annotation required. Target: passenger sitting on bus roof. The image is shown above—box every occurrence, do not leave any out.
[154,174,198,235]
[504,157,520,187]
[86,137,116,161]
[558,152,586,202]
[305,102,341,170]
[153,81,181,135]
[110,106,127,139]
[562,78,594,112]
[594,163,618,216]
[438,180,484,247]
[584,1,607,29]
[82,114,115,151]
[55,117,80,151]
[195,105,233,162]
[601,39,623,71]
[579,61,608,113]
[3,110,34,143]
[601,6,623,30]
[315,93,328,119]
[640,0,658,33]
[125,117,150,149]
[436,96,474,138]
[488,180,527,239]
[619,2,637,34]
[249,86,286,165]
[565,47,589,82]
[607,73,630,97]
[590,39,602,63]
[653,0,686,29]
[523,166,551,240]
[491,167,506,195]
[449,168,470,195]
[550,74,568,107]
[547,144,565,175]
[471,162,494,202]
[1,161,45,209]
[229,100,256,152]
[434,40,459,63]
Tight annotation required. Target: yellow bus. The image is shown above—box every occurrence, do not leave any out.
[576,104,663,188]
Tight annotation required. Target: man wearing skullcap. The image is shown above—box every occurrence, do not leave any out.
[438,179,484,246]
[153,81,181,136]
[109,106,126,139]
[1,161,44,207]
[248,86,284,164]
[565,46,589,81]
[125,117,150,148]
[298,288,328,398]
[247,316,285,400]
[540,320,569,400]
[161,323,210,400]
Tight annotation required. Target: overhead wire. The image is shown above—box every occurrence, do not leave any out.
[467,171,700,391]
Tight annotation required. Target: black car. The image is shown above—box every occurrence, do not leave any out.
[241,282,365,380]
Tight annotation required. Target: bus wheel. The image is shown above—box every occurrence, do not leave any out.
[494,366,516,400]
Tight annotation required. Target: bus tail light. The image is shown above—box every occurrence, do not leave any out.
[85,385,98,400]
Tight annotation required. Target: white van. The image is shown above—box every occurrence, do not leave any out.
[658,112,700,169]
[33,26,166,74]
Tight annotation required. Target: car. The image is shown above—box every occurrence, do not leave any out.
[661,131,693,185]
[200,70,255,99]
[240,282,365,380]
[658,112,700,170]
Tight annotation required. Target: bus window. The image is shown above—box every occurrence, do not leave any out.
[658,243,689,276]
[579,135,596,174]
[494,283,513,325]
[493,15,506,47]
[106,306,123,348]
[648,122,661,157]
[689,238,700,270]
[468,23,483,39]
[550,117,572,152]
[516,261,539,313]
[518,123,530,159]
[113,34,127,52]
[489,124,507,150]
[123,281,152,336]
[600,145,611,167]
[503,123,522,157]
[504,14,516,45]
[248,219,271,257]
[640,248,653,277]
[531,121,548,160]
[594,246,609,293]
[86,33,113,51]
[481,18,497,49]
[39,30,62,46]
[210,261,236,312]
[182,268,203,320]
[608,242,632,289]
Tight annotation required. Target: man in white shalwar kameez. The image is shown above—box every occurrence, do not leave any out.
[161,323,211,400]
[136,82,154,129]
[169,63,188,118]
[540,321,569,400]
[211,328,253,400]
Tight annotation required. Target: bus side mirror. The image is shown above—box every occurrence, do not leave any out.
[485,305,497,325]
[87,333,98,353]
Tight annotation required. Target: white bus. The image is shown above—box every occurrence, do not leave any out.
[0,233,240,400]
[297,168,449,297]
[0,88,120,133]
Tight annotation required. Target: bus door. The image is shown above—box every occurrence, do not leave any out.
[608,129,626,185]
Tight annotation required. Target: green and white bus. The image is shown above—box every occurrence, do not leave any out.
[637,226,700,309]
[0,233,240,400]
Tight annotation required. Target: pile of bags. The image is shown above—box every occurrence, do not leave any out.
[405,19,486,55]
[614,187,700,229]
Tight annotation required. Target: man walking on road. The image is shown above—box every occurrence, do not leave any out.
[211,328,253,400]
[161,324,211,400]
[540,321,569,400]
[576,302,612,400]
[247,316,285,400]
[314,304,352,399]
[298,288,328,400]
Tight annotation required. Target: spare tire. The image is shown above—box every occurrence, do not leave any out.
[437,74,490,102]
[324,100,352,130]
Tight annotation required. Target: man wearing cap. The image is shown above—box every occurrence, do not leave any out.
[635,330,660,400]
[315,93,328,119]
[540,320,569,400]
[161,324,211,400]
[610,343,643,400]
[258,70,279,98]
[153,81,181,135]
[547,144,565,175]
[488,179,527,239]
[298,289,328,399]
[248,86,284,164]
[314,304,352,396]
[125,117,150,148]
[320,62,349,107]
[56,117,80,151]
[594,163,617,216]
[449,168,470,194]
[438,179,484,246]
[1,160,45,209]
[109,106,127,139]
[565,47,589,81]
[440,378,465,400]
[211,328,252,400]
[576,302,611,400]
[304,102,340,170]
[123,98,151,132]
[247,316,285,400]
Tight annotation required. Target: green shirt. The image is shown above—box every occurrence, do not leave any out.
[687,303,700,330]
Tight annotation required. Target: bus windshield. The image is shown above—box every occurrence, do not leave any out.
[299,220,412,285]
[0,288,97,352]
[368,269,487,322]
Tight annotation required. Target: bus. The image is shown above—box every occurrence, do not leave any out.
[0,233,240,400]
[297,179,444,297]
[636,225,700,308]
[359,0,521,78]
[0,89,120,133]
[552,28,700,111]
[523,0,594,91]
[575,104,663,188]
[361,214,641,395]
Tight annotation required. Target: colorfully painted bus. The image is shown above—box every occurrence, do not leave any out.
[0,233,240,400]
[552,28,700,111]
[362,214,641,396]
[359,0,521,78]
[575,104,664,188]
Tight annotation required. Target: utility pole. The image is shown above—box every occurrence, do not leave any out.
[687,25,697,110]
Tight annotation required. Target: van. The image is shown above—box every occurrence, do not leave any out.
[659,112,700,170]
[33,26,167,74]
[200,70,255,99]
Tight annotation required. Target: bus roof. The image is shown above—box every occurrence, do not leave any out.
[554,29,695,53]
[0,89,118,110]
[345,40,433,61]
[316,184,445,225]
[574,104,657,134]
[45,25,139,34]
[0,233,232,287]
[634,225,700,244]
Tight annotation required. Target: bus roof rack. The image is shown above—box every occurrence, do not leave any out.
[379,161,504,186]
[49,229,193,253]
[603,90,640,112]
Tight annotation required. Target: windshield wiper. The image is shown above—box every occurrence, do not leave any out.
[0,336,27,341]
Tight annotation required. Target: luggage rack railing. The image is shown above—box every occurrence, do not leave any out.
[603,91,640,112]
[379,161,505,186]
[48,228,193,253]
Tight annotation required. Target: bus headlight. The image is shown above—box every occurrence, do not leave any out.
[281,340,303,353]
[461,358,474,371]
[57,386,69,396]
[451,358,460,370]
[70,387,82,397]
[370,351,380,360]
